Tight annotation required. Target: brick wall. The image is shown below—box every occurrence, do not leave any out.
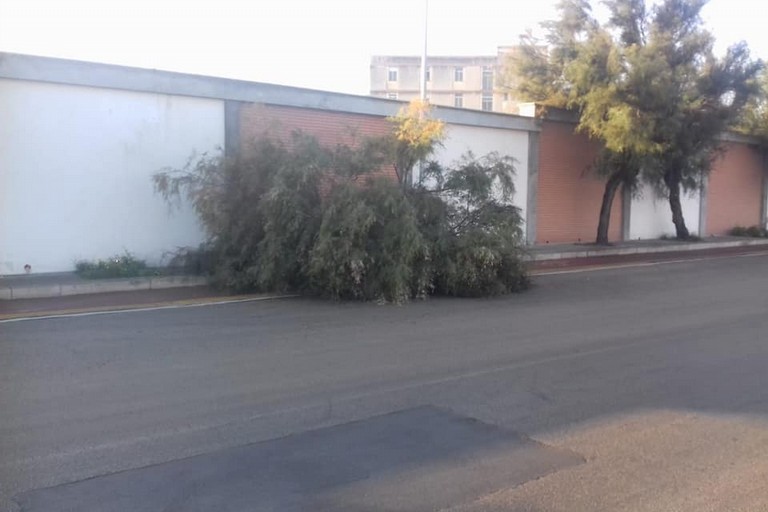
[238,103,397,182]
[706,142,764,235]
[537,120,623,244]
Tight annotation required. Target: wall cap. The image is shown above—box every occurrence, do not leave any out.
[0,52,540,133]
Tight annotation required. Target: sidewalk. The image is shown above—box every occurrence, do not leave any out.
[527,235,768,261]
[0,272,208,300]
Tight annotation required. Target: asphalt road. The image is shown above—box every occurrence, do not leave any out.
[2,253,768,511]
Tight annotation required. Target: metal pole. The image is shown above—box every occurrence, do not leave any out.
[415,0,429,186]
[420,0,429,102]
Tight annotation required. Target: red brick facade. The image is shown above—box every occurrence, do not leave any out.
[239,103,397,182]
[706,142,764,235]
[537,120,623,244]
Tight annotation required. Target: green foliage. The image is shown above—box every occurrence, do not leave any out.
[75,252,148,279]
[505,0,763,241]
[154,128,528,301]
[309,180,429,302]
[738,68,768,148]
[255,136,325,292]
[730,226,748,237]
[419,152,529,297]
[166,244,216,276]
[387,100,446,187]
[730,225,768,238]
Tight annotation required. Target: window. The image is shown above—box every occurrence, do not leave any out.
[482,94,493,111]
[388,67,398,82]
[387,92,398,100]
[454,66,463,82]
[454,93,464,108]
[482,66,493,91]
[425,66,431,82]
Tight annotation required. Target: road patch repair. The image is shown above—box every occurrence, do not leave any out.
[15,407,582,512]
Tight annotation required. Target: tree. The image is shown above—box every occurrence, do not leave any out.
[505,0,648,244]
[387,100,445,188]
[739,68,768,143]
[635,3,762,238]
[505,0,762,242]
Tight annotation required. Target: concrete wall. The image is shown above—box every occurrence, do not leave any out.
[0,79,223,274]
[433,123,530,226]
[629,183,701,239]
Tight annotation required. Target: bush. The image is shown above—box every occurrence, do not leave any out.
[166,245,216,276]
[153,104,528,301]
[730,225,767,238]
[730,226,748,237]
[309,180,429,302]
[419,152,529,296]
[75,252,148,279]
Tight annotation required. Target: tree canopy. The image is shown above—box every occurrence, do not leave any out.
[505,0,762,242]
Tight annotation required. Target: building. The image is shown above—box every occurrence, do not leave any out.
[370,47,519,113]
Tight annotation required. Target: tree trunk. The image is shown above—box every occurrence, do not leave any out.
[596,171,624,245]
[665,172,690,239]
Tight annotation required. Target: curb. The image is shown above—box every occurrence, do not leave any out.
[525,238,768,262]
[528,243,768,273]
[0,275,209,300]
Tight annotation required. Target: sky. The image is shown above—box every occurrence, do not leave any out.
[0,0,765,96]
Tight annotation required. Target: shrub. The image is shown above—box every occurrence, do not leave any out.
[419,152,529,296]
[255,137,326,292]
[309,180,429,302]
[731,225,767,237]
[166,244,216,276]
[75,252,148,279]
[730,226,748,236]
[153,103,528,301]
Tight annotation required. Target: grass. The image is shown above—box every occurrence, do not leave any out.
[730,226,768,238]
[75,252,154,279]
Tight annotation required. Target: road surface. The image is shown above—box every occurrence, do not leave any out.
[2,253,768,510]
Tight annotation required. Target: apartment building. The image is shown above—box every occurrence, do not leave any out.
[370,47,518,113]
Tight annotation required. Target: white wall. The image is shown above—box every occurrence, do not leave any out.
[0,79,223,274]
[629,182,701,240]
[433,123,529,227]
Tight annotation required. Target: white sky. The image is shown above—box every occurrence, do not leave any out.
[0,0,765,96]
